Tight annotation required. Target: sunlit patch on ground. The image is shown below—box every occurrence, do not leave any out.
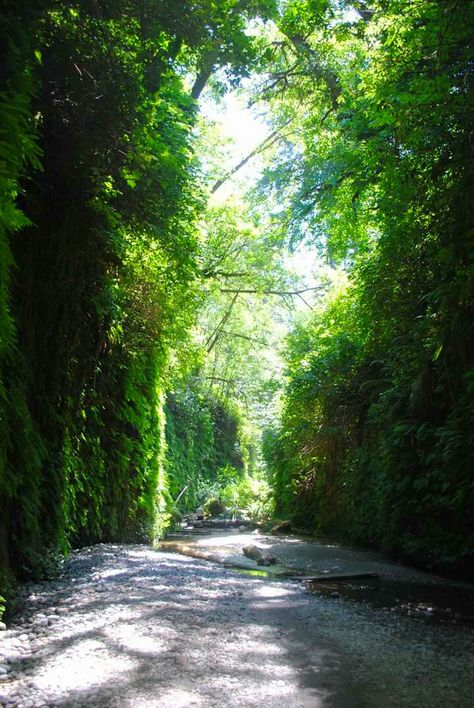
[32,637,135,694]
[105,626,168,655]
[153,688,204,707]
[252,585,293,599]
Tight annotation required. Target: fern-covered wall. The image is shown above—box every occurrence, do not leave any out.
[165,389,245,514]
[0,0,273,587]
[262,0,474,579]
[4,2,200,578]
[0,0,51,584]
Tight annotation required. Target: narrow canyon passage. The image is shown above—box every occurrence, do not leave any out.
[1,3,473,707]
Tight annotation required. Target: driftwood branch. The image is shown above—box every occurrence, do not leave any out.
[243,545,277,566]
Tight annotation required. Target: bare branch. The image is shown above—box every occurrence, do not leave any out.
[202,270,253,279]
[211,119,292,194]
[219,329,268,345]
[296,292,314,309]
[206,293,239,353]
[192,376,238,387]
[219,286,323,297]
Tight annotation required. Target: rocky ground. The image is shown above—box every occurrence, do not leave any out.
[0,542,473,707]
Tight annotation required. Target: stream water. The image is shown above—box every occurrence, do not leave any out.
[161,527,474,627]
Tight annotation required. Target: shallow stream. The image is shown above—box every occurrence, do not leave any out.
[161,528,474,627]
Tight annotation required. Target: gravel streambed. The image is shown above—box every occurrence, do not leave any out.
[0,543,473,707]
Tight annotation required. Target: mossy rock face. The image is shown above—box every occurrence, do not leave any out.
[205,498,226,517]
[271,520,292,534]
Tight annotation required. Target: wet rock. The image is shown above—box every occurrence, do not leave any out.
[195,507,205,521]
[243,545,277,566]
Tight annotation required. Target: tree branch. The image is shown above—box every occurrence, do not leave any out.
[191,47,220,100]
[219,329,268,345]
[211,119,292,194]
[193,376,238,386]
[219,286,323,296]
[281,33,342,110]
[206,293,239,353]
[202,270,253,279]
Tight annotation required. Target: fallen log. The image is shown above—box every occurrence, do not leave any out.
[295,571,379,582]
[158,542,223,564]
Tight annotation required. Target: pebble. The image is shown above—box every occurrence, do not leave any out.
[0,623,6,631]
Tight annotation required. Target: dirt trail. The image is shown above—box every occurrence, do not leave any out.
[0,542,473,707]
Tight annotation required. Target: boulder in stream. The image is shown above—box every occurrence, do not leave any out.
[242,545,277,566]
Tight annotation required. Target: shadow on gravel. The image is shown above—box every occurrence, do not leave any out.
[7,545,474,708]
[10,549,354,707]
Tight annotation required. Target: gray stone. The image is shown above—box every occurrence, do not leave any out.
[0,623,6,632]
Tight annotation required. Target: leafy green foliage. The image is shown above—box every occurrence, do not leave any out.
[0,0,273,587]
[165,388,246,515]
[219,472,273,520]
[0,0,51,580]
[263,0,474,576]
